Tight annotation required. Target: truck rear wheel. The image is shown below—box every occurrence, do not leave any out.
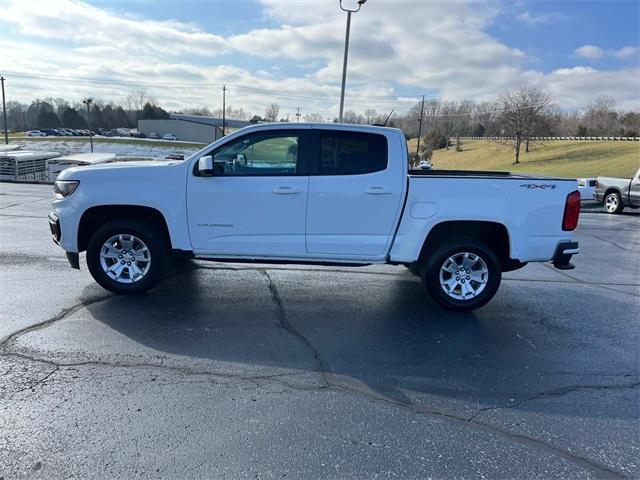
[421,237,501,312]
[86,218,169,294]
[604,192,624,214]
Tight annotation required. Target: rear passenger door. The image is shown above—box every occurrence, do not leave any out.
[305,129,404,258]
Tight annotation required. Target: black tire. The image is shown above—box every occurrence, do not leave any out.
[86,218,169,294]
[420,236,501,312]
[604,192,624,214]
[405,262,421,276]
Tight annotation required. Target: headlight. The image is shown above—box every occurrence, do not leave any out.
[54,180,80,198]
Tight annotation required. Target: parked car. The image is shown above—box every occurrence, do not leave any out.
[40,129,61,136]
[418,160,433,170]
[594,168,640,214]
[49,123,580,311]
[148,132,161,139]
[577,178,597,201]
[26,130,46,137]
[130,131,146,138]
[163,133,177,141]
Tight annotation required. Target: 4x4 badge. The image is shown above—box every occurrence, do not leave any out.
[520,184,557,189]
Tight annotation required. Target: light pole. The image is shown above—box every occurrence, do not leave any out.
[221,85,226,137]
[1,75,8,145]
[416,94,425,157]
[83,98,94,152]
[338,0,367,123]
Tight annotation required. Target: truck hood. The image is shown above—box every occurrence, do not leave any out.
[58,160,183,180]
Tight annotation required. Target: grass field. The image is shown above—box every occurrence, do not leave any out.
[407,139,640,178]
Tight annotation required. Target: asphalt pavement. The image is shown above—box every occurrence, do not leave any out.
[1,182,639,479]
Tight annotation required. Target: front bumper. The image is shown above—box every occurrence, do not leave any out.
[48,213,61,245]
[49,212,80,269]
[552,241,579,270]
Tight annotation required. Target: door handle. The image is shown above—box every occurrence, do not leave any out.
[273,186,302,195]
[365,187,393,195]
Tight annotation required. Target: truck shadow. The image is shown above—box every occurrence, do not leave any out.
[83,262,638,421]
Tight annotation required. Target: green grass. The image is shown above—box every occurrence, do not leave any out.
[7,135,205,149]
[407,139,640,178]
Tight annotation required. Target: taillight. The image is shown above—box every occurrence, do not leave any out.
[562,190,580,231]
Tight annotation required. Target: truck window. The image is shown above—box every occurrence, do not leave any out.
[318,131,387,175]
[211,132,299,176]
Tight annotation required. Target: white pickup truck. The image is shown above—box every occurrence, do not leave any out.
[49,123,580,311]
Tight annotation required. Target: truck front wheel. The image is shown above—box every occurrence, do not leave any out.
[86,218,169,294]
[421,237,501,312]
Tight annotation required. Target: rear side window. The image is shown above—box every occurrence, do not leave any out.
[318,131,387,175]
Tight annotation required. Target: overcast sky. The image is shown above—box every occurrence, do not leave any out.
[0,0,638,118]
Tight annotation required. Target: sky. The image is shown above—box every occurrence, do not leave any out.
[0,0,638,119]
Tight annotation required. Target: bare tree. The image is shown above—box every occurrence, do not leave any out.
[584,96,618,136]
[264,103,280,122]
[303,112,324,122]
[185,107,212,117]
[363,108,378,124]
[342,109,365,124]
[498,87,552,164]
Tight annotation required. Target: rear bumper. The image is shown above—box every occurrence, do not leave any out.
[552,241,579,270]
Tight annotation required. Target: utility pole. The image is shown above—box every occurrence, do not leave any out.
[222,85,226,137]
[83,98,93,152]
[338,0,367,123]
[1,75,8,145]
[416,94,425,157]
[296,107,301,122]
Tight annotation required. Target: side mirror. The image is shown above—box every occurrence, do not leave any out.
[197,155,214,176]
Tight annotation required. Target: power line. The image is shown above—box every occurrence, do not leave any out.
[0,69,426,103]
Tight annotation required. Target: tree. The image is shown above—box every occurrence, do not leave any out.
[212,106,249,120]
[37,109,61,128]
[140,102,170,120]
[303,112,324,123]
[6,101,27,131]
[60,107,88,128]
[619,111,640,137]
[498,87,552,164]
[583,96,618,136]
[185,107,212,117]
[342,110,364,124]
[363,108,378,124]
[471,123,486,137]
[264,103,280,122]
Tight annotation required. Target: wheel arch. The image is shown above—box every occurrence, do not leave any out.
[417,220,519,272]
[78,205,172,253]
[604,188,622,200]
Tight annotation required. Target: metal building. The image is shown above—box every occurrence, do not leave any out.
[138,114,252,143]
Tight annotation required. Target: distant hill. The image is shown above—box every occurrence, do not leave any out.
[407,139,640,178]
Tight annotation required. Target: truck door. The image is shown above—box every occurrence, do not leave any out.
[305,129,404,257]
[187,129,310,256]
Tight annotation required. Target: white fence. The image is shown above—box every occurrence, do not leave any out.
[460,136,640,141]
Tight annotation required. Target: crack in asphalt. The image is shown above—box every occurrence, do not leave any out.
[0,267,634,478]
[259,269,331,388]
[587,234,630,251]
[466,382,640,423]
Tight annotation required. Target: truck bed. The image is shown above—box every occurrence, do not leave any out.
[408,169,573,181]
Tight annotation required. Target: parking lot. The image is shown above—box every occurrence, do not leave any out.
[1,182,638,479]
